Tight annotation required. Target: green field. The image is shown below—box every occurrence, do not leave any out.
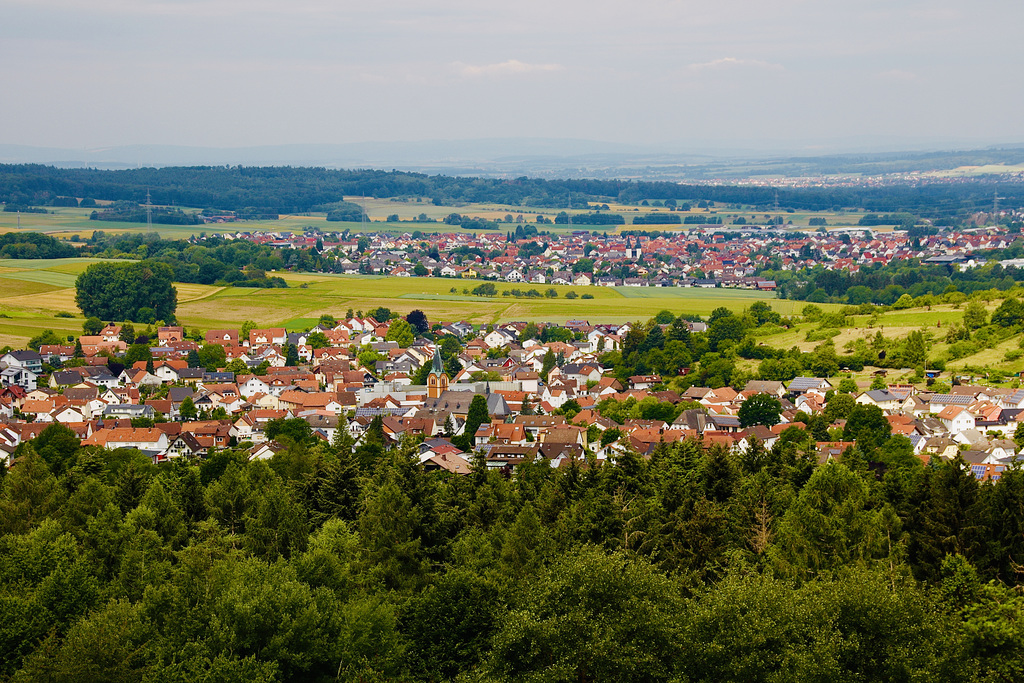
[1,257,1020,382]
[0,197,877,240]
[3,258,1015,379]
[0,258,841,345]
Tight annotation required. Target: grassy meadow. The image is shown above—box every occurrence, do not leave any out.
[0,197,877,241]
[0,257,1019,383]
[0,258,837,346]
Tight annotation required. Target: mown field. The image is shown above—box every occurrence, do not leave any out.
[0,198,875,240]
[3,257,1014,380]
[0,258,841,346]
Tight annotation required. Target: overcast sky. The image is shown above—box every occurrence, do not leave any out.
[3,0,1023,152]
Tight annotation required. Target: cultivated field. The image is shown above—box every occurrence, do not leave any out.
[0,198,875,240]
[0,259,835,345]
[1,258,1019,381]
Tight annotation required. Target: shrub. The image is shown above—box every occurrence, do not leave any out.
[806,328,840,342]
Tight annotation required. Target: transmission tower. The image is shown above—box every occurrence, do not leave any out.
[146,189,152,231]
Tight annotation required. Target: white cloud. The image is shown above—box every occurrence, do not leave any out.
[686,57,784,72]
[456,59,563,77]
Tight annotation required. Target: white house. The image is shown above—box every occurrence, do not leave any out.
[937,405,976,434]
[855,390,902,412]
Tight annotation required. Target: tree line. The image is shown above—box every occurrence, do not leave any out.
[766,259,1024,304]
[1,411,1022,681]
[3,163,1023,218]
[0,232,77,259]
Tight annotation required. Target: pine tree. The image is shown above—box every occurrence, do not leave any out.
[0,448,62,535]
[331,423,355,453]
[501,503,546,578]
[541,349,556,380]
[315,454,361,522]
[521,395,534,416]
[904,330,926,366]
[358,477,425,592]
[464,395,490,448]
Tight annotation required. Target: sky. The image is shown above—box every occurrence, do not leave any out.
[2,0,1023,152]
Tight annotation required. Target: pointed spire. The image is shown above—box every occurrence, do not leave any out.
[432,346,444,374]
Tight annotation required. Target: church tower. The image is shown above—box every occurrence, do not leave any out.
[427,347,448,399]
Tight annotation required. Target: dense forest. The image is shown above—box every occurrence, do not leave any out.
[2,163,1023,219]
[1,417,1022,681]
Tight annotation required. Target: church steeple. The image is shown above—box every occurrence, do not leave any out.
[427,346,448,398]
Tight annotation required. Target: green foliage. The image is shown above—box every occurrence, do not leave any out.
[963,299,988,329]
[824,392,856,422]
[197,343,226,371]
[385,318,414,347]
[773,463,898,575]
[305,331,329,349]
[323,200,367,222]
[75,259,178,323]
[837,377,859,394]
[82,316,104,335]
[264,418,313,444]
[738,393,783,428]
[368,306,392,323]
[461,395,491,451]
[0,232,77,259]
[843,404,892,451]
[991,297,1024,327]
[27,329,64,351]
[0,379,1021,680]
[485,547,685,681]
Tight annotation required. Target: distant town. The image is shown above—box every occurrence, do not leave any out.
[196,215,1024,291]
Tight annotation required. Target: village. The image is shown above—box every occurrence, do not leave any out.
[2,313,1020,482]
[204,217,1021,289]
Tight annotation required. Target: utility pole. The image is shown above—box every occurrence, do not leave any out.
[774,189,780,228]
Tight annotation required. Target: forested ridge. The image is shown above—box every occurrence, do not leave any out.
[2,163,1023,217]
[1,419,1023,682]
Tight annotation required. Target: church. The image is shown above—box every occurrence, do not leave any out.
[427,347,448,398]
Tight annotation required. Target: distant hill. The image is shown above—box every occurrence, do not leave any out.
[2,163,1023,219]
[2,140,1024,180]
